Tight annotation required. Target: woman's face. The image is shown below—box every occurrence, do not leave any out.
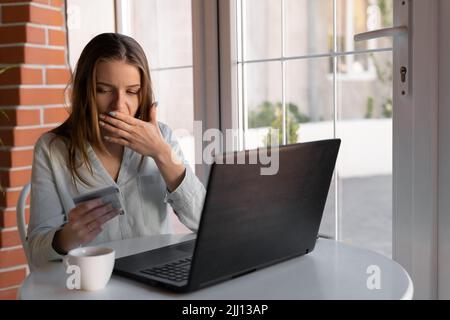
[95,60,141,116]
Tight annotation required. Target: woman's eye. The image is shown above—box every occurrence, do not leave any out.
[97,88,111,93]
[127,91,139,95]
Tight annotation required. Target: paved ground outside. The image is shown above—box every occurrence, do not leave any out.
[320,175,392,258]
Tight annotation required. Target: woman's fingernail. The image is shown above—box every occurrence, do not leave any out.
[108,111,116,117]
[104,136,110,140]
[99,120,105,126]
[99,114,105,119]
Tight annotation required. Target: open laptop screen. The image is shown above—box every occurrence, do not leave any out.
[188,139,340,290]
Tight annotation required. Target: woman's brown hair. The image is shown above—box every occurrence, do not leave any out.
[51,33,155,187]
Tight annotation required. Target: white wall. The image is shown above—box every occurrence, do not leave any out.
[245,119,392,178]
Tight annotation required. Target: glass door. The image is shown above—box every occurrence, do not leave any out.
[235,0,394,257]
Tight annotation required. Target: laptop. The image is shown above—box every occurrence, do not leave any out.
[113,139,341,292]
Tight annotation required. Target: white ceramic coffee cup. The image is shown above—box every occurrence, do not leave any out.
[64,246,115,291]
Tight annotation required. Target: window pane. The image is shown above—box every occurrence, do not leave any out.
[66,0,116,70]
[153,68,194,235]
[336,0,393,53]
[285,0,333,57]
[125,1,194,234]
[130,0,193,68]
[285,57,335,237]
[321,176,336,239]
[245,61,282,149]
[336,51,393,257]
[124,0,195,171]
[285,58,334,141]
[242,0,282,61]
[152,68,195,169]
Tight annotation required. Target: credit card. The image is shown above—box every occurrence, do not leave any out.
[73,186,124,215]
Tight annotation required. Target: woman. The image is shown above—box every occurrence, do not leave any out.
[28,33,206,268]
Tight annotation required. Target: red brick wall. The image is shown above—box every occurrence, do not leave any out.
[0,0,70,300]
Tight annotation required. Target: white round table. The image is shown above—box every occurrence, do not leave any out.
[19,234,413,300]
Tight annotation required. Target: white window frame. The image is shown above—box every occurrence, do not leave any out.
[192,0,221,185]
[114,0,132,36]
[392,0,439,300]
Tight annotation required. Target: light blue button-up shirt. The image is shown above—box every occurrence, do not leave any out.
[28,122,206,268]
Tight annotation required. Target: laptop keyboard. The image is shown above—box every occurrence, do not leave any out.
[140,257,192,282]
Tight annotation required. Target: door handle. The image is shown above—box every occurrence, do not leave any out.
[354,0,410,96]
[354,26,408,42]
